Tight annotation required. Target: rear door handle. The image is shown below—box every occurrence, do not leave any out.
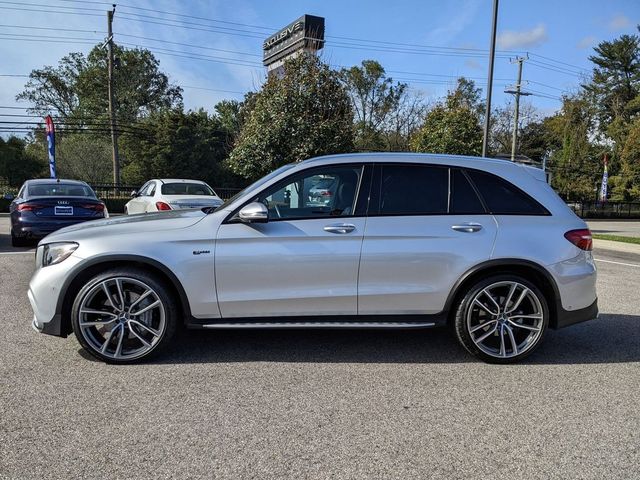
[451,223,483,233]
[324,223,356,234]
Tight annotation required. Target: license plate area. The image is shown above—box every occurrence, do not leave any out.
[54,206,73,216]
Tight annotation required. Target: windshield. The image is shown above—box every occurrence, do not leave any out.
[161,182,215,196]
[27,183,95,197]
[214,163,297,211]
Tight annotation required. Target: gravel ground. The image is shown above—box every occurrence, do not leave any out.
[0,220,638,480]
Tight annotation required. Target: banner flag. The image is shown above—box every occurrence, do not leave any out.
[45,115,56,179]
[599,155,608,203]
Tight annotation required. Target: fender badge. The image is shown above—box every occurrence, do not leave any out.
[192,250,211,255]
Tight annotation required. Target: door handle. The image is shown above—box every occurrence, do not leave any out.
[324,223,356,234]
[451,223,483,233]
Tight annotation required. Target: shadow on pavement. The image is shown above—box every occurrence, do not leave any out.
[0,232,37,253]
[140,313,639,365]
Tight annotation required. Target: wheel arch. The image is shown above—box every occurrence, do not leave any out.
[444,258,561,329]
[56,254,192,336]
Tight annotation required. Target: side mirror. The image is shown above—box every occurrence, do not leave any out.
[130,190,138,198]
[3,193,15,201]
[238,202,268,223]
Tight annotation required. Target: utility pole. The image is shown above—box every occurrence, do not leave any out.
[504,55,531,161]
[106,4,120,184]
[481,0,499,158]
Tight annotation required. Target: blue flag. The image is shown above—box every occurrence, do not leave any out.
[45,115,56,178]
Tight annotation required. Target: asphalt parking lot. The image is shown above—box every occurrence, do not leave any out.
[0,216,638,479]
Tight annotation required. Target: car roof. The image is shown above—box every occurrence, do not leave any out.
[25,178,90,186]
[299,152,522,170]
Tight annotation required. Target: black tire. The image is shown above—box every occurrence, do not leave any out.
[453,274,549,364]
[11,230,28,247]
[71,267,178,364]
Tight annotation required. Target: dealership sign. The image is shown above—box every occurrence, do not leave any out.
[263,14,325,66]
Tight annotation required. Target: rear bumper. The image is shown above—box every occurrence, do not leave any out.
[554,298,598,329]
[12,217,102,239]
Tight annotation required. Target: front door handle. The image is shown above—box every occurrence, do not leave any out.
[324,223,356,234]
[451,223,483,233]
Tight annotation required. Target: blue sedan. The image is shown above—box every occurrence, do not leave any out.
[9,179,107,247]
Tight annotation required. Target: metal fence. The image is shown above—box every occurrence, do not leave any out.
[567,201,640,219]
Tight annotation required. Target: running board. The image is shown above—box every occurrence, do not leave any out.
[199,321,437,329]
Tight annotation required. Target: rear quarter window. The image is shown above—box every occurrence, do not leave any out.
[466,169,548,215]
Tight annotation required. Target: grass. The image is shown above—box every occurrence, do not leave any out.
[592,233,640,245]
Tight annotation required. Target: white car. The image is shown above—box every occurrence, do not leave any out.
[124,179,223,214]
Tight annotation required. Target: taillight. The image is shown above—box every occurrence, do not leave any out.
[156,201,172,211]
[321,191,332,196]
[17,203,42,212]
[81,203,105,212]
[564,229,593,251]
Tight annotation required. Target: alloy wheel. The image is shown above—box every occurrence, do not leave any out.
[77,277,166,360]
[466,281,544,359]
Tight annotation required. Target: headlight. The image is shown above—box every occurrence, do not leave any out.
[42,242,78,267]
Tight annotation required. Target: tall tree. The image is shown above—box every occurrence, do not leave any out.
[17,45,183,126]
[341,60,406,150]
[120,109,227,185]
[545,95,602,200]
[411,78,483,156]
[0,136,45,187]
[228,54,354,180]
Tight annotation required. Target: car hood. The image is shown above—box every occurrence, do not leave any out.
[40,209,208,244]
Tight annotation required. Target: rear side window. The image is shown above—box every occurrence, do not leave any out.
[466,170,548,215]
[379,165,448,215]
[450,169,485,214]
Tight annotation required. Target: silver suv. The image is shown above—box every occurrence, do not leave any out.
[28,154,598,364]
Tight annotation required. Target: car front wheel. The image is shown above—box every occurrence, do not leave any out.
[71,268,177,363]
[453,274,549,363]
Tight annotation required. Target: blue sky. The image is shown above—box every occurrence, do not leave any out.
[0,0,638,131]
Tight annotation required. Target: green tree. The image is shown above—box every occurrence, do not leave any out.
[584,31,640,134]
[228,54,354,180]
[341,60,406,151]
[0,136,45,187]
[615,118,640,199]
[411,78,483,155]
[546,95,602,200]
[120,109,227,186]
[17,45,183,126]
[56,134,113,184]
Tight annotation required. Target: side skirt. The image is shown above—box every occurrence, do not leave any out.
[186,314,448,330]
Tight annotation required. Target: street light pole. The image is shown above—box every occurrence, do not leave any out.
[481,0,499,158]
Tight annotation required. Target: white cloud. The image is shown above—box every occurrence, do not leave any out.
[577,36,596,50]
[608,14,631,31]
[497,24,548,49]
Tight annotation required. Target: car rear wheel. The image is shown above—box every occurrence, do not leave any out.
[71,268,177,363]
[453,274,549,364]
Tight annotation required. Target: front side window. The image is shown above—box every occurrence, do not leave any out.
[379,164,448,215]
[256,165,362,220]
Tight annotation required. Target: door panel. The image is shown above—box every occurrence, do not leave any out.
[358,215,497,314]
[215,218,366,317]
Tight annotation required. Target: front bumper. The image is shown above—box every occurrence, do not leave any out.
[28,254,84,337]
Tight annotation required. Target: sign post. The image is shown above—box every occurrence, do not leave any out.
[45,115,56,179]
